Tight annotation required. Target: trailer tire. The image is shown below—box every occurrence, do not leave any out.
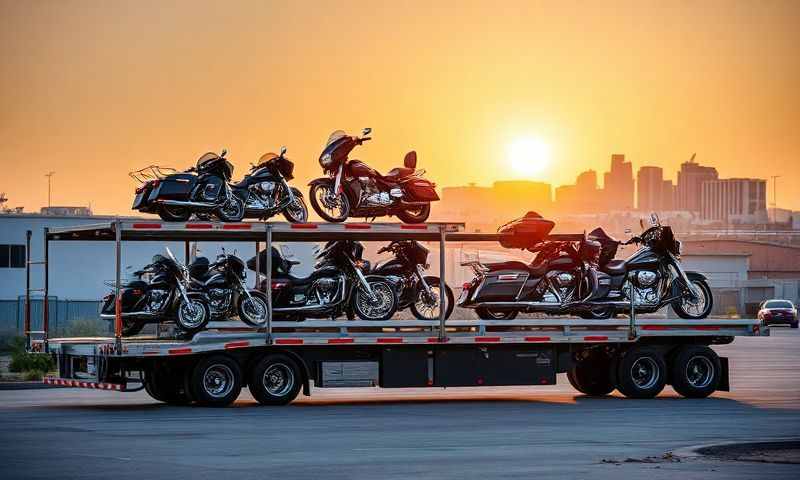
[189,355,242,407]
[567,355,615,396]
[615,347,667,399]
[144,368,191,405]
[670,345,721,398]
[248,354,302,406]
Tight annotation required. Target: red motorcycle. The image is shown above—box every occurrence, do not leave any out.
[308,128,439,223]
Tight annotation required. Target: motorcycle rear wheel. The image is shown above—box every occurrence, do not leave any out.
[410,277,454,320]
[282,196,309,223]
[475,307,518,320]
[158,205,191,222]
[396,204,430,224]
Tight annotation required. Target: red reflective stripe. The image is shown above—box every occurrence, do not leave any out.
[222,224,251,230]
[132,223,162,229]
[692,326,721,331]
[275,338,303,345]
[400,224,427,230]
[377,338,403,344]
[168,347,193,355]
[224,341,250,349]
[327,338,354,344]
[584,336,608,341]
[524,336,551,342]
[185,223,213,229]
[291,223,318,229]
[143,351,160,355]
[475,336,501,342]
[344,224,372,229]
[641,325,668,331]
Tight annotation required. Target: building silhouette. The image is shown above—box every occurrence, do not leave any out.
[676,157,718,213]
[637,166,663,211]
[603,154,634,210]
[701,178,767,224]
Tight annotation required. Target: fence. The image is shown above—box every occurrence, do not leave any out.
[0,297,108,336]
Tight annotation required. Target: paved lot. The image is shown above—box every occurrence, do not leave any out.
[1,329,799,479]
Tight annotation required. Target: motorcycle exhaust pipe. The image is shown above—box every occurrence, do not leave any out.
[100,311,160,320]
[158,199,218,208]
[399,200,430,207]
[476,301,562,310]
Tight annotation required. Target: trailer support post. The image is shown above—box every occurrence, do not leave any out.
[254,241,261,290]
[42,227,50,352]
[438,225,447,341]
[114,219,123,353]
[265,225,273,345]
[628,279,636,340]
[184,240,190,264]
[24,230,32,350]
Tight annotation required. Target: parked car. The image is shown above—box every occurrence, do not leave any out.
[757,299,798,328]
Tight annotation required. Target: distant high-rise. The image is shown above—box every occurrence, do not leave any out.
[661,180,675,211]
[676,157,718,212]
[701,178,767,224]
[637,166,663,211]
[603,154,634,210]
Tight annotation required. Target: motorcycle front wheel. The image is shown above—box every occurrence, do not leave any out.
[410,276,454,320]
[282,196,309,223]
[216,196,246,222]
[672,279,713,319]
[396,203,431,224]
[309,183,350,222]
[176,298,210,334]
[353,281,397,320]
[158,205,191,222]
[237,291,269,327]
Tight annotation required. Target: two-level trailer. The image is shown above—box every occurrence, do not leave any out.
[26,220,767,406]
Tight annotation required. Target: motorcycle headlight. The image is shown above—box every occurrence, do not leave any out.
[320,153,333,168]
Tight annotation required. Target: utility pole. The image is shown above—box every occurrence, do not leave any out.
[45,171,55,208]
[770,175,780,223]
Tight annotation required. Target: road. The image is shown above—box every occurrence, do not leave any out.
[1,329,799,479]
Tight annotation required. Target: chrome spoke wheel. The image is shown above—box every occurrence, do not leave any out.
[314,185,348,220]
[241,297,267,325]
[263,363,295,397]
[630,357,660,390]
[681,280,708,317]
[202,364,234,399]
[685,355,715,388]
[179,301,206,329]
[357,283,394,319]
[414,287,442,320]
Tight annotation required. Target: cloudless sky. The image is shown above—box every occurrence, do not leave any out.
[1,0,799,212]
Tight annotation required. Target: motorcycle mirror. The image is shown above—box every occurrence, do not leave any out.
[650,212,660,226]
[280,146,287,156]
[639,218,645,229]
[220,148,227,158]
[362,127,372,136]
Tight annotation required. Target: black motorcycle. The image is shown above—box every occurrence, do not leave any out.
[187,251,270,327]
[100,248,211,336]
[248,241,398,321]
[230,147,308,223]
[458,213,713,320]
[131,150,246,222]
[372,240,454,320]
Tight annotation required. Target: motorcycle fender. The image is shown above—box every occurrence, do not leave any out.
[289,186,304,198]
[307,177,332,187]
[363,274,396,287]
[684,271,708,281]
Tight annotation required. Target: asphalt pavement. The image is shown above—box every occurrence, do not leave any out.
[1,329,799,479]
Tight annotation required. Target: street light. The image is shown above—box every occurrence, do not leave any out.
[45,171,55,209]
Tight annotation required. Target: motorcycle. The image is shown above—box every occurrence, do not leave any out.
[229,146,309,223]
[100,247,211,336]
[372,240,454,320]
[131,150,246,222]
[187,251,270,327]
[308,128,439,223]
[248,241,398,320]
[458,213,713,320]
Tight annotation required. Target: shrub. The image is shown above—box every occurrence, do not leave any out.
[0,334,25,354]
[9,348,54,373]
[23,369,46,381]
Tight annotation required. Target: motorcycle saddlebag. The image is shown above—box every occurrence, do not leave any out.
[498,212,555,249]
[404,180,440,201]
[148,173,196,202]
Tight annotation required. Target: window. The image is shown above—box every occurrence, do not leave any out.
[0,244,25,268]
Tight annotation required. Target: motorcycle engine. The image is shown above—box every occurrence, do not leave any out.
[553,272,576,287]
[359,177,397,207]
[207,288,231,315]
[312,277,339,304]
[249,181,277,209]
[146,289,169,312]
[625,270,660,306]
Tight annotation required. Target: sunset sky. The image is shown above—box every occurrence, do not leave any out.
[1,0,799,213]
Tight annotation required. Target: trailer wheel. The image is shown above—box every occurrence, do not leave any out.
[615,347,667,399]
[670,345,721,398]
[248,354,302,405]
[567,354,615,396]
[189,355,242,407]
[144,368,191,405]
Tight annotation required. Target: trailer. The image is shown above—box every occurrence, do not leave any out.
[26,220,768,406]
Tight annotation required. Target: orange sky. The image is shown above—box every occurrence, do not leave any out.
[1,0,799,213]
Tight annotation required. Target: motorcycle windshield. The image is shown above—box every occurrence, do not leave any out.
[325,130,347,148]
[196,152,220,169]
[257,152,279,165]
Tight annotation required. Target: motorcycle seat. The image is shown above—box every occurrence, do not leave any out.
[486,260,547,277]
[382,167,415,180]
[601,259,627,275]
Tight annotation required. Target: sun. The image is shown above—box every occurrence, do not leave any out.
[508,137,551,177]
